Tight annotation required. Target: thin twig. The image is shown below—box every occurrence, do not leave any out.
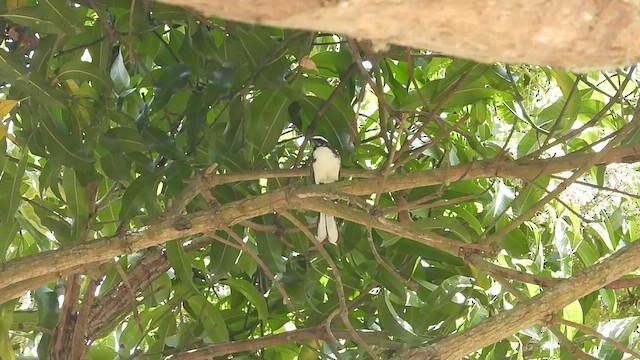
[492,272,596,360]
[537,74,581,150]
[554,317,640,359]
[465,252,640,290]
[113,261,144,332]
[211,229,303,321]
[549,175,640,199]
[480,102,640,245]
[524,66,636,160]
[550,326,599,360]
[279,211,379,359]
[293,63,357,168]
[523,178,596,223]
[70,278,98,359]
[505,65,549,135]
[366,228,417,291]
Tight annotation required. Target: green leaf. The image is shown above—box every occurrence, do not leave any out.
[208,239,241,278]
[166,239,198,294]
[0,151,27,223]
[560,300,582,340]
[39,0,81,35]
[34,287,59,358]
[247,89,291,158]
[17,202,52,249]
[411,217,473,243]
[467,304,489,327]
[101,127,146,153]
[30,33,58,76]
[38,108,93,167]
[151,2,190,20]
[110,50,130,93]
[62,167,90,243]
[55,61,114,90]
[152,64,192,111]
[444,88,512,109]
[374,266,407,299]
[1,5,63,34]
[255,231,286,273]
[224,278,269,323]
[310,50,353,77]
[596,317,640,360]
[87,345,117,360]
[223,97,247,158]
[0,53,64,106]
[119,174,158,220]
[551,70,580,130]
[0,300,16,360]
[377,290,422,343]
[99,153,132,181]
[513,180,548,216]
[299,95,354,158]
[39,160,61,195]
[0,221,20,263]
[141,126,182,159]
[483,180,515,224]
[145,314,176,357]
[0,151,27,256]
[186,294,229,342]
[516,129,544,158]
[233,24,278,69]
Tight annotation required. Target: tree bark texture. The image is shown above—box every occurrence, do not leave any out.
[159,0,640,72]
[398,237,640,359]
[5,143,640,358]
[3,142,640,304]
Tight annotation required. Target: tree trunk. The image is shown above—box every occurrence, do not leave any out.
[159,0,640,72]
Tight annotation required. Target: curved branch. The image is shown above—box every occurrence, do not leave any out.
[2,143,640,304]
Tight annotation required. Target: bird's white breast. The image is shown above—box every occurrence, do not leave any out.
[313,147,341,184]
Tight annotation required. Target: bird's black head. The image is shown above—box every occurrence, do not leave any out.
[310,136,329,149]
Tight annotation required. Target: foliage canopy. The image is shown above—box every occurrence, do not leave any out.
[2,1,640,359]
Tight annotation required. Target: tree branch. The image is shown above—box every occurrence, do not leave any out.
[169,326,400,360]
[159,0,640,71]
[397,235,640,359]
[3,142,640,304]
[465,253,640,290]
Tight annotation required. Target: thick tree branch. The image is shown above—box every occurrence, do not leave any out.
[554,317,640,359]
[2,143,640,304]
[397,235,640,359]
[159,0,640,71]
[86,248,168,339]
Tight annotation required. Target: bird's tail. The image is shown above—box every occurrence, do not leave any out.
[317,213,338,244]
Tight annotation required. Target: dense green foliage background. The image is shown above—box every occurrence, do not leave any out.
[2,1,640,359]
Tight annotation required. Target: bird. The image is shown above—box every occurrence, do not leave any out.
[309,136,341,244]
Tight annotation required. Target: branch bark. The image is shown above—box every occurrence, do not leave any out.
[169,327,400,360]
[2,143,640,304]
[160,0,640,71]
[465,253,640,290]
[397,237,640,359]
